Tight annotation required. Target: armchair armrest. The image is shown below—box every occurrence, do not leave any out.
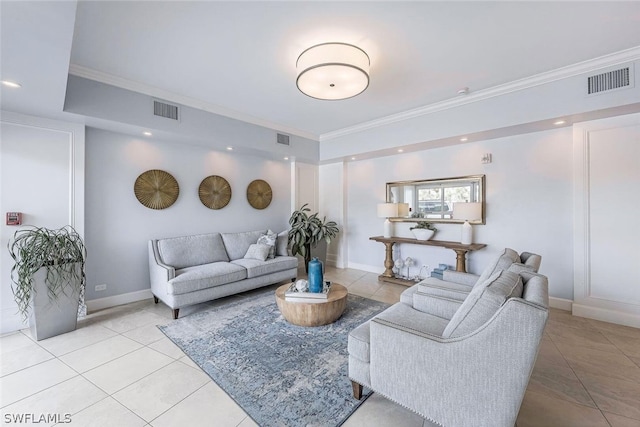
[442,270,480,286]
[369,299,547,427]
[148,240,175,298]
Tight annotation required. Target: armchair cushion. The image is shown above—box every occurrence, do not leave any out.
[412,293,463,320]
[442,270,523,338]
[474,248,520,287]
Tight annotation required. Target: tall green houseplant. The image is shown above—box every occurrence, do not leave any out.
[288,204,339,271]
[8,226,86,340]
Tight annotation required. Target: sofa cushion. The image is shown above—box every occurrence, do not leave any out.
[442,270,523,338]
[474,248,520,288]
[168,262,247,295]
[276,230,290,256]
[221,230,267,260]
[158,233,229,269]
[231,256,298,279]
[257,230,278,259]
[244,243,271,261]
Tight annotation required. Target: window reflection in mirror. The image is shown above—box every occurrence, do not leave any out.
[386,175,485,224]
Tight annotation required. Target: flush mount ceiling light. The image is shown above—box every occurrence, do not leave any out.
[296,42,370,100]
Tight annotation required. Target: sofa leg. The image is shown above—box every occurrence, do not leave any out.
[351,381,363,400]
[153,296,159,304]
[291,277,296,282]
[172,308,179,319]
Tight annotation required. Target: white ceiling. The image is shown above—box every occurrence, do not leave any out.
[2,1,640,141]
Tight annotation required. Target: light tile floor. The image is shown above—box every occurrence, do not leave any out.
[1,267,640,426]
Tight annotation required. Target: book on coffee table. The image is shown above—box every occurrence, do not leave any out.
[285,281,332,302]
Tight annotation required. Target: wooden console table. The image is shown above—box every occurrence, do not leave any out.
[369,236,487,286]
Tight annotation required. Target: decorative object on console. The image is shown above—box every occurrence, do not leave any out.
[308,257,324,293]
[377,203,408,238]
[453,202,482,244]
[431,264,450,280]
[198,175,231,209]
[404,256,414,279]
[288,204,339,272]
[134,169,179,210]
[246,179,272,209]
[296,42,370,100]
[409,221,437,241]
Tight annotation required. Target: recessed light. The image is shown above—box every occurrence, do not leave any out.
[143,131,152,136]
[1,80,21,88]
[284,157,289,160]
[460,137,468,142]
[351,157,356,161]
[457,87,469,95]
[226,147,233,151]
[398,149,404,153]
[554,120,566,125]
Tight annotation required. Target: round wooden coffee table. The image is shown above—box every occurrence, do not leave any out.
[275,283,348,327]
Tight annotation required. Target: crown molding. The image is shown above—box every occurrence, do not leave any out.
[68,64,319,141]
[319,46,640,142]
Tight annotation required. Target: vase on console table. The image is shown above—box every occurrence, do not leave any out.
[308,257,324,293]
[411,229,435,241]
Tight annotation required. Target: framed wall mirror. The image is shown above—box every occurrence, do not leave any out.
[386,175,485,224]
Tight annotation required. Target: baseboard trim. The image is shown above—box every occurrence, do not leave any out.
[86,289,153,313]
[1,307,27,335]
[346,262,381,275]
[572,303,640,328]
[548,297,573,311]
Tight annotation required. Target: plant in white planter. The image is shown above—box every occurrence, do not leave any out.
[8,226,86,341]
[409,222,437,241]
[288,204,339,272]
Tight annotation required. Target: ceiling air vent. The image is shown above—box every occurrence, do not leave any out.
[587,67,630,95]
[277,133,290,146]
[153,100,179,120]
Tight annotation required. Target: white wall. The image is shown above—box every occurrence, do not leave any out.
[0,112,85,333]
[84,127,292,302]
[322,127,575,300]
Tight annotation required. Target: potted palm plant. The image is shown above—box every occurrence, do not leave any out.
[288,204,339,272]
[8,226,86,341]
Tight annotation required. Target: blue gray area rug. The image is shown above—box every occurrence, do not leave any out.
[158,287,388,427]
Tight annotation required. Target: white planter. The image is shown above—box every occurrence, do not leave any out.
[29,262,82,341]
[411,229,435,241]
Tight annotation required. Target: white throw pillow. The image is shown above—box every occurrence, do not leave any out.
[257,230,277,259]
[244,243,271,261]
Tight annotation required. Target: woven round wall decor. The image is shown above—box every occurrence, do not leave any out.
[246,179,272,210]
[199,175,232,209]
[134,169,179,210]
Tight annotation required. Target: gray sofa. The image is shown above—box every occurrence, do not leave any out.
[348,250,548,427]
[148,229,298,319]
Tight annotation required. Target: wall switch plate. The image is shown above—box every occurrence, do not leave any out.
[95,284,107,291]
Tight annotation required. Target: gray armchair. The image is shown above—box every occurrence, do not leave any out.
[348,270,549,427]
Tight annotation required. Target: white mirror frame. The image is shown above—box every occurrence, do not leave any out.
[386,175,485,224]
